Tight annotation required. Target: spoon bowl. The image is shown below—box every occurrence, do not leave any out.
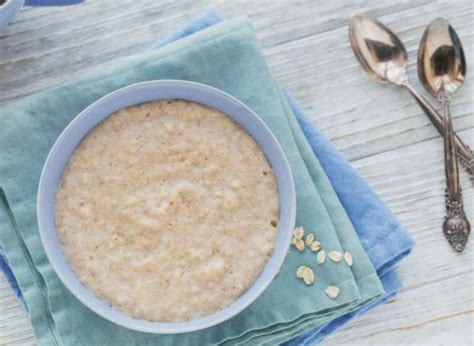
[418,18,466,97]
[349,14,408,85]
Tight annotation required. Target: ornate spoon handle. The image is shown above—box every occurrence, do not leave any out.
[440,94,470,252]
[405,84,473,182]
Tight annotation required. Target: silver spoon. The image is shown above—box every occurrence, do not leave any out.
[418,18,470,252]
[349,14,473,181]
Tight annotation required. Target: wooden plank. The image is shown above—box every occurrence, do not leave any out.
[0,276,35,344]
[0,0,473,344]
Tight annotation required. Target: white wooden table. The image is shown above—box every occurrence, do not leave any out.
[1,0,473,344]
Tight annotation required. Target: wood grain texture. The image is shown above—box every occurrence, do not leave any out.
[0,0,473,344]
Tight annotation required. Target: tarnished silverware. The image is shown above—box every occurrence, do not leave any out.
[418,18,470,252]
[349,14,473,180]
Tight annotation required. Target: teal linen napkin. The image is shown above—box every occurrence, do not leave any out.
[0,18,384,345]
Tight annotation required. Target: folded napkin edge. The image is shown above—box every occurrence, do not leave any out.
[0,188,61,344]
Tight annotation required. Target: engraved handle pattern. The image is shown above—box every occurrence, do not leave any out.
[440,94,470,252]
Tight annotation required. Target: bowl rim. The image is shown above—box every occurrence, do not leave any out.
[37,80,296,334]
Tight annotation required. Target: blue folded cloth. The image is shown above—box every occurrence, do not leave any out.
[284,95,412,344]
[0,9,413,344]
[1,192,26,308]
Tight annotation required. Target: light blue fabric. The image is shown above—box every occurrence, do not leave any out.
[286,92,414,276]
[292,270,402,345]
[0,9,413,344]
[0,245,25,308]
[283,93,413,344]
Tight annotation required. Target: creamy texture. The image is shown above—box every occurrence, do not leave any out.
[55,100,279,322]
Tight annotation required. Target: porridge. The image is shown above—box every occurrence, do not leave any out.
[55,100,279,322]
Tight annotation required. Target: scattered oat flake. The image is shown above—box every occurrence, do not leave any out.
[305,233,315,246]
[296,265,307,278]
[302,267,315,285]
[317,250,326,264]
[291,237,297,245]
[344,252,353,266]
[295,239,305,252]
[310,241,321,252]
[294,226,304,240]
[328,251,342,262]
[325,285,340,299]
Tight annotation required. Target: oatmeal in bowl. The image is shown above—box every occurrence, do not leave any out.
[38,80,296,333]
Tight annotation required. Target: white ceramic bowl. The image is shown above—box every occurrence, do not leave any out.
[37,80,296,334]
